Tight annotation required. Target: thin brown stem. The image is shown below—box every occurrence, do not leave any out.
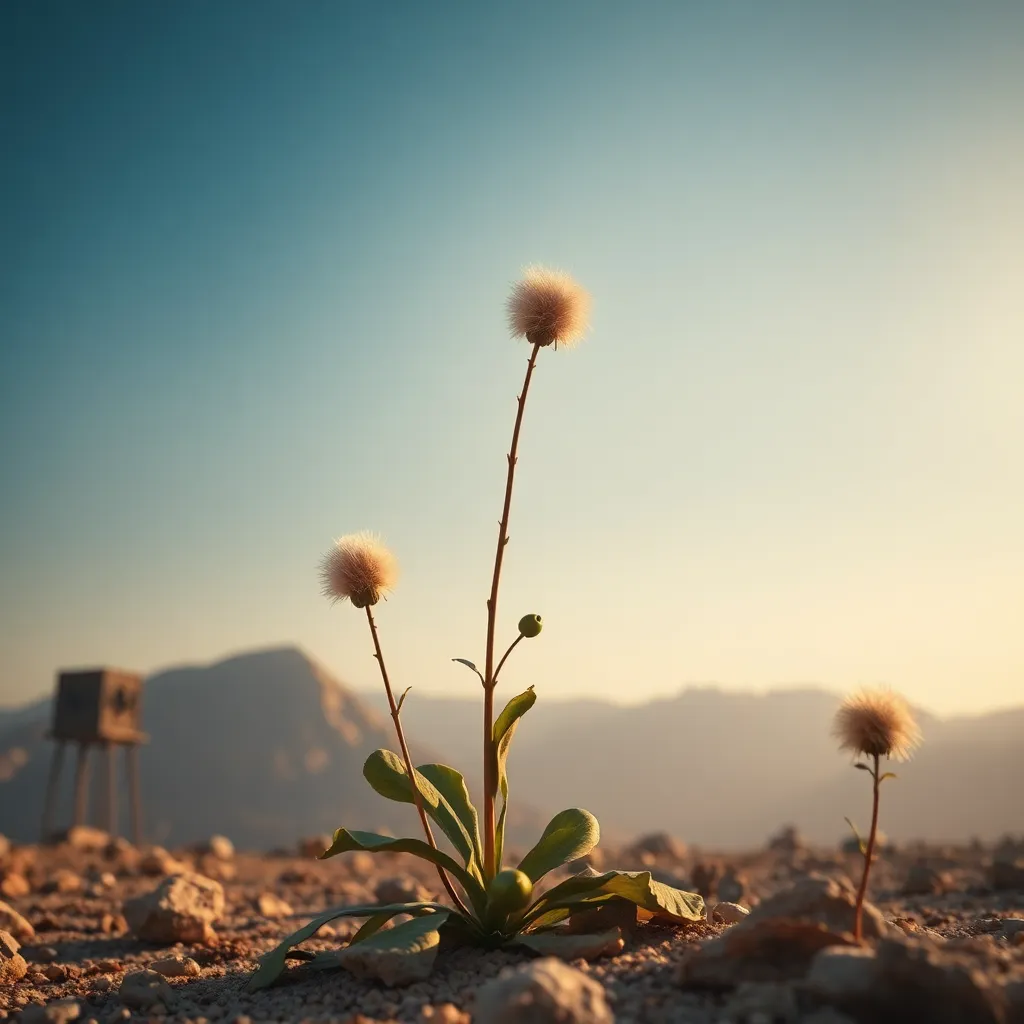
[365,606,470,916]
[853,752,881,942]
[483,342,541,878]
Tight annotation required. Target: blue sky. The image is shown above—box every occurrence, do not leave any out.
[2,1,1022,714]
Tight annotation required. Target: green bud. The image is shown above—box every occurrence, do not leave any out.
[488,868,534,914]
[518,614,543,638]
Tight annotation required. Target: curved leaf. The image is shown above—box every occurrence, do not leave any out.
[320,828,487,912]
[363,750,482,883]
[517,808,600,883]
[337,911,451,986]
[245,899,448,991]
[452,658,484,685]
[525,869,704,926]
[515,926,624,960]
[417,763,484,873]
[492,686,537,869]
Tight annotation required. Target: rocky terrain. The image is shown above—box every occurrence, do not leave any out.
[1,826,1023,1023]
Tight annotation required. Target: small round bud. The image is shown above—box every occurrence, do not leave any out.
[488,869,534,913]
[518,614,543,638]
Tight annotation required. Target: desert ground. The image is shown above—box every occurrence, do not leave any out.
[1,827,1022,1024]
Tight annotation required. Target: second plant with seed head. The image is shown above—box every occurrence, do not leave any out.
[832,687,922,941]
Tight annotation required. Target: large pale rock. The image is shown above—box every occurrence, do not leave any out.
[805,937,1008,1024]
[118,969,177,1010]
[747,875,887,940]
[122,872,224,944]
[0,900,34,941]
[474,958,613,1024]
[0,930,27,985]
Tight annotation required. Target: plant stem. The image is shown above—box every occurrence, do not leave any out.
[483,341,541,878]
[492,634,524,686]
[853,752,881,942]
[365,606,470,916]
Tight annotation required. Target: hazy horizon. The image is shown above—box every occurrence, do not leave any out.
[3,2,1022,716]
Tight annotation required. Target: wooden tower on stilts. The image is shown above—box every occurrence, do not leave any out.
[41,668,147,844]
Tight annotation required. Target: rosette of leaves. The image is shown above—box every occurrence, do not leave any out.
[247,688,705,990]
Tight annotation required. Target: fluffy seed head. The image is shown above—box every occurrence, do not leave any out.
[506,266,590,348]
[320,532,398,608]
[832,688,922,762]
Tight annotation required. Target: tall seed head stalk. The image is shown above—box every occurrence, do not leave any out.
[320,533,469,915]
[832,687,921,941]
[481,268,590,878]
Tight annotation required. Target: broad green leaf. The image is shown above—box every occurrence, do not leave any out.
[349,904,439,946]
[245,900,447,991]
[363,750,482,884]
[336,911,450,986]
[417,763,484,876]
[515,926,624,960]
[492,686,537,869]
[517,808,600,884]
[525,870,704,926]
[320,828,487,912]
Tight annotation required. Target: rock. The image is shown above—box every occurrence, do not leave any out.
[103,838,139,871]
[713,902,751,925]
[768,825,807,856]
[746,874,887,940]
[0,872,31,899]
[122,872,225,944]
[59,827,109,852]
[474,958,613,1024]
[147,956,200,978]
[805,937,1008,1024]
[631,832,687,861]
[43,964,67,982]
[0,930,28,985]
[374,876,433,905]
[42,870,82,895]
[0,900,35,941]
[717,867,747,904]
[902,862,952,896]
[17,999,81,1024]
[990,858,1024,891]
[679,918,860,987]
[256,892,293,918]
[118,970,176,1011]
[297,835,332,858]
[691,862,720,899]
[197,835,234,860]
[138,847,187,877]
[100,913,128,936]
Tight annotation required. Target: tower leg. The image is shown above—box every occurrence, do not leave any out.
[41,741,66,841]
[104,742,118,836]
[72,742,91,828]
[126,744,142,846]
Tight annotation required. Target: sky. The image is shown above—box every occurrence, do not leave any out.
[1,1,1022,717]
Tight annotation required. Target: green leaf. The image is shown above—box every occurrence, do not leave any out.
[320,828,487,912]
[517,808,600,883]
[526,870,704,926]
[245,900,447,991]
[879,771,897,782]
[336,911,450,986]
[363,750,483,885]
[452,658,484,684]
[349,904,439,946]
[492,686,537,869]
[844,816,867,856]
[417,763,484,877]
[395,686,412,716]
[515,926,624,960]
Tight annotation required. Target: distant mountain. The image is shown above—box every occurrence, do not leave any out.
[364,685,1024,848]
[0,647,502,850]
